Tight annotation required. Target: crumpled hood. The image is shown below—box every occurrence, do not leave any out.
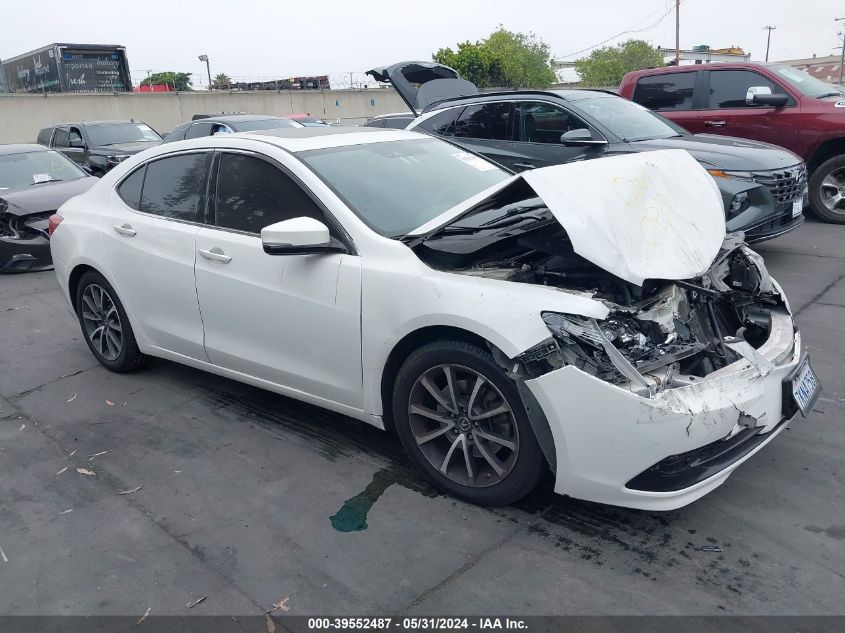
[632,134,802,171]
[0,177,97,217]
[409,149,726,286]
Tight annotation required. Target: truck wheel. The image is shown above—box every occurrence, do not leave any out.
[392,340,547,506]
[809,155,845,224]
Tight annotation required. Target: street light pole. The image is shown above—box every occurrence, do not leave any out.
[675,0,680,65]
[763,26,775,62]
[836,19,845,85]
[198,54,212,90]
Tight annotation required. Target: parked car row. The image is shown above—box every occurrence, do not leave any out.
[46,127,821,509]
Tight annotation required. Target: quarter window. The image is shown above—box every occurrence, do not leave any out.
[117,167,145,210]
[139,153,206,221]
[708,70,788,108]
[452,103,512,140]
[214,153,324,234]
[416,108,461,136]
[185,122,213,139]
[632,72,696,111]
[517,102,588,144]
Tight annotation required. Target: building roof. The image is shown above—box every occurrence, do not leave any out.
[774,55,844,81]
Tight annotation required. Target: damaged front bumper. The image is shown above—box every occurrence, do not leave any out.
[524,308,806,510]
[0,233,52,273]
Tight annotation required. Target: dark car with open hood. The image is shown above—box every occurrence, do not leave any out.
[369,61,808,243]
[37,120,163,177]
[0,144,96,272]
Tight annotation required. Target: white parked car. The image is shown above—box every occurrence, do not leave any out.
[48,128,820,509]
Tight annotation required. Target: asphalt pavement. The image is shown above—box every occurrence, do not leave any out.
[0,217,843,616]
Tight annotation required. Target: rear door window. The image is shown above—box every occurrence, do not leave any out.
[707,70,790,108]
[139,153,207,221]
[452,102,513,140]
[633,72,697,111]
[52,128,69,148]
[213,152,325,234]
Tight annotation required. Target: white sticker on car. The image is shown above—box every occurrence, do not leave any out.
[453,152,497,171]
[33,173,52,184]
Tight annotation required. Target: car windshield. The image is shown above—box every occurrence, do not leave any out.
[767,64,843,98]
[235,118,302,131]
[577,95,686,142]
[298,138,510,237]
[86,123,162,146]
[0,150,86,191]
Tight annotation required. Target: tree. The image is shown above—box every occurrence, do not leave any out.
[433,27,555,89]
[140,71,193,91]
[574,40,664,86]
[212,73,232,89]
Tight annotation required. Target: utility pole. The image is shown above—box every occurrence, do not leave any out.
[675,0,680,65]
[198,54,212,90]
[837,19,845,85]
[763,26,776,62]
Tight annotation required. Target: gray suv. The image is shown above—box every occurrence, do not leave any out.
[369,62,808,243]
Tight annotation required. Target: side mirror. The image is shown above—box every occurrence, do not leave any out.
[746,86,788,107]
[68,138,86,149]
[261,217,347,255]
[560,128,608,147]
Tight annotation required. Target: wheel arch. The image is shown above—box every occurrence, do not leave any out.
[379,325,488,433]
[807,138,845,174]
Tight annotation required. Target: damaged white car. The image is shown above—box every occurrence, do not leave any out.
[49,128,821,509]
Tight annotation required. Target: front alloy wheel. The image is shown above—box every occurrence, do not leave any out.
[408,364,519,487]
[393,340,546,506]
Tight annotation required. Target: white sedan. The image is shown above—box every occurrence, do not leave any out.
[48,128,819,509]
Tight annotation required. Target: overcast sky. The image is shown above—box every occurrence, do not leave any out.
[3,0,842,87]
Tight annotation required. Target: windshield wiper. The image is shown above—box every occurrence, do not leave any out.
[29,178,59,186]
[816,92,842,99]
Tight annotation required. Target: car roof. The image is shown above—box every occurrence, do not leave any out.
[423,88,618,112]
[370,112,415,119]
[43,120,147,128]
[151,127,427,155]
[0,143,52,156]
[189,114,288,124]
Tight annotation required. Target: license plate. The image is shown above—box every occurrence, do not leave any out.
[792,199,803,218]
[792,358,821,417]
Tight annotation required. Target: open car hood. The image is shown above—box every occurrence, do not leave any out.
[407,149,726,286]
[366,61,478,116]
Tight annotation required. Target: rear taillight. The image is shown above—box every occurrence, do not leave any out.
[48,213,64,237]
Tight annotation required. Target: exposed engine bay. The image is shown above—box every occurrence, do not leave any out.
[412,184,786,395]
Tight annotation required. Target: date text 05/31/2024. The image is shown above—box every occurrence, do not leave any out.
[307,618,529,630]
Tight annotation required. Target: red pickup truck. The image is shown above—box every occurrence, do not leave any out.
[620,63,845,223]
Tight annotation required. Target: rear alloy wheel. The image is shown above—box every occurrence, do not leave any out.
[809,155,845,224]
[75,271,146,372]
[393,340,546,505]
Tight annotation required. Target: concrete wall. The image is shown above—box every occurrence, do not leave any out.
[0,89,410,143]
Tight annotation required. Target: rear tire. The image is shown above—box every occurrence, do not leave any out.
[75,270,146,373]
[392,340,546,506]
[809,155,845,224]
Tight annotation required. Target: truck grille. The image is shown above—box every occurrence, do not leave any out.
[752,164,807,204]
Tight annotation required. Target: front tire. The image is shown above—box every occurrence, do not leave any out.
[75,271,146,372]
[809,155,845,224]
[392,340,546,506]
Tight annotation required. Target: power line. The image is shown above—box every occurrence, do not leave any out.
[558,0,684,59]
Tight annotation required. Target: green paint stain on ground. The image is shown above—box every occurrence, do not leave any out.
[330,468,395,532]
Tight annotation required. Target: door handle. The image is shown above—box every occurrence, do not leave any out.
[513,162,536,170]
[198,247,232,264]
[704,120,727,128]
[113,223,136,237]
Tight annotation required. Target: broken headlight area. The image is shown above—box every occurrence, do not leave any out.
[0,210,52,241]
[528,246,788,394]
